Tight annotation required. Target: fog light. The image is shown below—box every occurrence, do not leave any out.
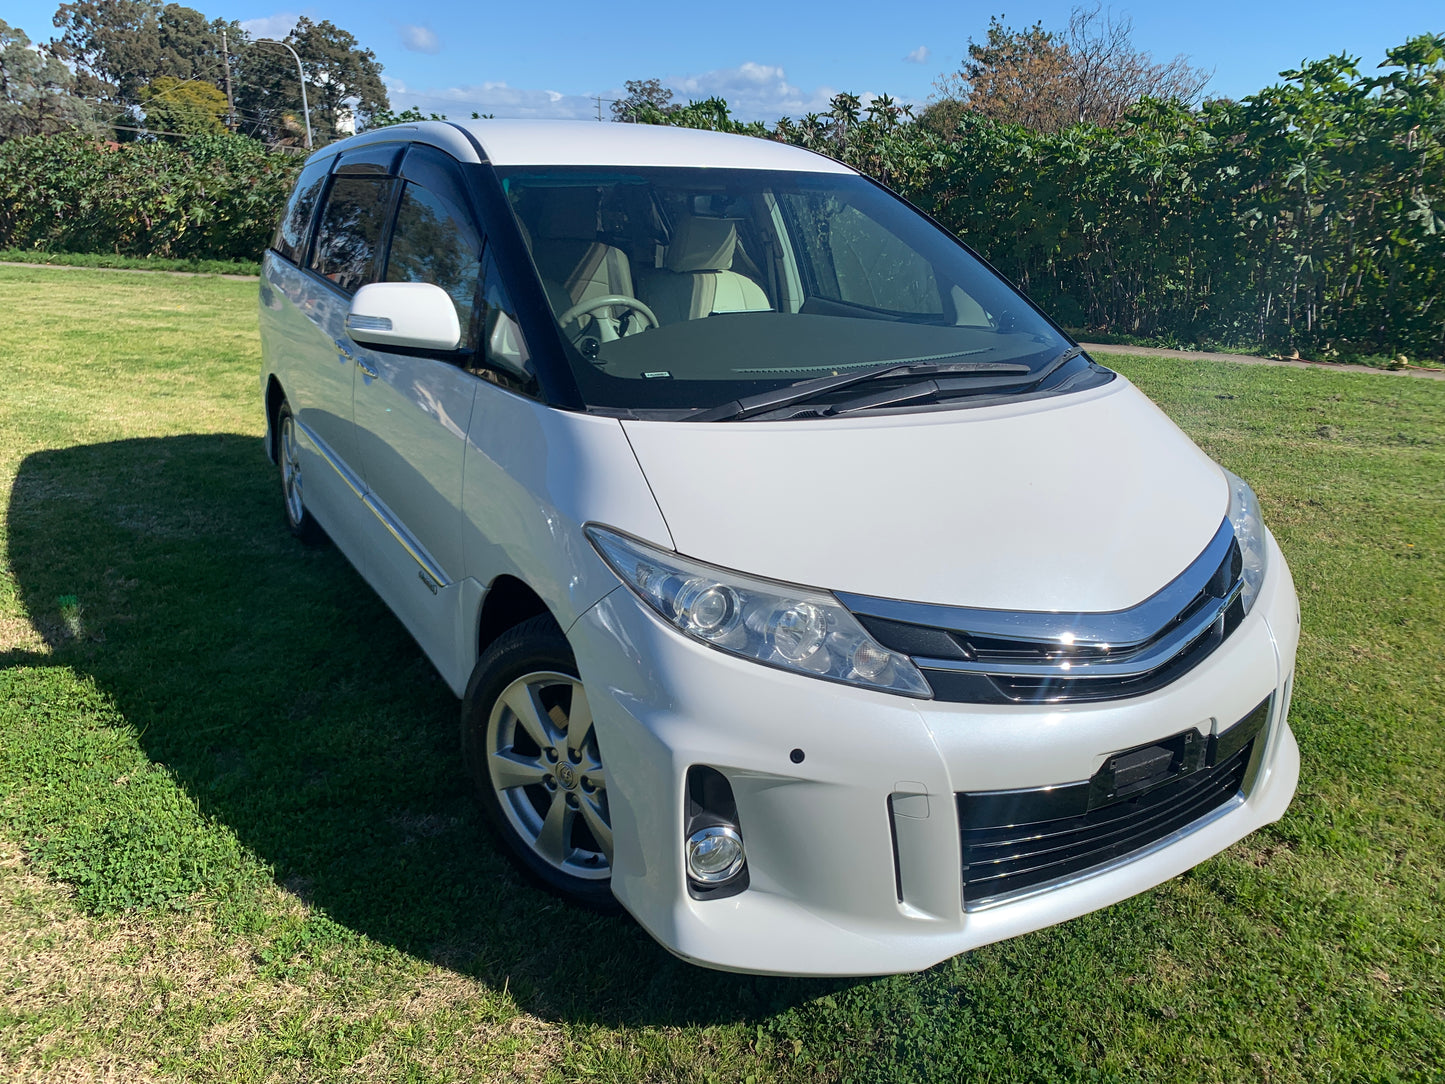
[685,825,745,883]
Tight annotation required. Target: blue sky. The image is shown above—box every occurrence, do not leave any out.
[8,0,1442,121]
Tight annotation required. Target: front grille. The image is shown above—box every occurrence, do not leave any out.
[956,697,1270,907]
[841,518,1246,704]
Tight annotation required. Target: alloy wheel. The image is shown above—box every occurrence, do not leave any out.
[486,671,611,879]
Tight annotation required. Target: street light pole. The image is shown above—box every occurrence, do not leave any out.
[256,38,312,149]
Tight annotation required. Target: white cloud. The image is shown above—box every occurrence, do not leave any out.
[661,62,840,121]
[387,61,890,125]
[386,78,599,120]
[399,24,440,54]
[239,13,300,40]
[904,46,930,64]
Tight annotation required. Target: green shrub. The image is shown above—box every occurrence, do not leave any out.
[0,132,301,263]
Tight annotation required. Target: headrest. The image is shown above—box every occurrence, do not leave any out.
[536,187,600,240]
[666,216,738,273]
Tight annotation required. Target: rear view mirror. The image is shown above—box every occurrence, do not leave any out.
[346,282,461,353]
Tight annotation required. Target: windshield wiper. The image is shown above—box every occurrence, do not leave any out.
[822,345,1087,417]
[688,355,1033,422]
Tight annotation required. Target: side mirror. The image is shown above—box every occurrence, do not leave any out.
[346,282,461,353]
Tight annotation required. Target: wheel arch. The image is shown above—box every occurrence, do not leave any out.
[477,574,554,659]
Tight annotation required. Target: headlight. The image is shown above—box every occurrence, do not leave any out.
[586,525,932,697]
[1223,468,1268,613]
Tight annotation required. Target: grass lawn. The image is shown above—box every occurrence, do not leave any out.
[0,250,260,277]
[0,265,1441,1083]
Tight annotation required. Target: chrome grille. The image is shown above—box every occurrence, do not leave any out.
[840,518,1245,704]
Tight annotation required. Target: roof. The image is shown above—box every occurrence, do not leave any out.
[310,120,855,175]
[462,120,854,173]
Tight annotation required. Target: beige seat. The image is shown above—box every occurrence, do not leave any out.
[524,188,636,320]
[638,216,770,325]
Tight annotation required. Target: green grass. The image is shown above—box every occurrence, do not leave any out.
[0,264,1442,1082]
[0,248,260,277]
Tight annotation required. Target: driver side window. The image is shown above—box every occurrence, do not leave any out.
[385,180,483,348]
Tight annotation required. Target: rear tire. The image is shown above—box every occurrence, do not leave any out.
[461,615,617,911]
[276,399,326,545]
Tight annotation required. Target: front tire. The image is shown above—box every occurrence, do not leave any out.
[461,615,616,910]
[276,399,325,545]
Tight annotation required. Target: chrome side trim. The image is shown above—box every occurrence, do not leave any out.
[362,490,453,589]
[837,517,1237,649]
[295,418,364,498]
[294,418,452,588]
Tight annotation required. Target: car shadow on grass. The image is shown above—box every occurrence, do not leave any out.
[4,435,860,1026]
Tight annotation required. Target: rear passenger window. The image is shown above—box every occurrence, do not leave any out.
[272,157,331,264]
[310,176,398,293]
[386,182,482,344]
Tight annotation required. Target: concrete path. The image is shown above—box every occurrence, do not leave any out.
[1081,342,1445,381]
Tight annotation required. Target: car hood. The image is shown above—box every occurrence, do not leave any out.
[620,379,1229,613]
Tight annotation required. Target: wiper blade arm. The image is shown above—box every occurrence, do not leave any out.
[688,356,1032,422]
[822,345,1088,418]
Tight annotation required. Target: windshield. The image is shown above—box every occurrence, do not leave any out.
[496,166,1093,415]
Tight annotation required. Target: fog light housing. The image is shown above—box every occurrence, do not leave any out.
[685,765,749,899]
[686,825,745,884]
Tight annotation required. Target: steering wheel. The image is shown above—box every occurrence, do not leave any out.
[558,294,660,341]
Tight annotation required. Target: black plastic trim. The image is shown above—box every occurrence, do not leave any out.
[462,160,588,411]
[956,696,1271,904]
[684,766,749,901]
[886,795,905,903]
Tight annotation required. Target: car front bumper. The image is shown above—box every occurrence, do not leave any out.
[567,534,1300,976]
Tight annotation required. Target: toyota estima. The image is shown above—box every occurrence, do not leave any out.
[259,120,1300,976]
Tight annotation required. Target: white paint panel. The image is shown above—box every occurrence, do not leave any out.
[622,379,1230,613]
[307,119,851,176]
[459,384,674,640]
[461,120,855,172]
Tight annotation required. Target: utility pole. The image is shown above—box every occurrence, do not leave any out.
[220,28,236,132]
[257,38,312,149]
[594,94,603,122]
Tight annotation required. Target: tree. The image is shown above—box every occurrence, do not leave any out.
[0,19,104,139]
[934,17,1074,132]
[1062,4,1211,126]
[612,78,677,123]
[140,75,228,134]
[932,5,1211,133]
[235,17,388,145]
[50,1,235,104]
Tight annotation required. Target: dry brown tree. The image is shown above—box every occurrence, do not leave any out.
[929,4,1212,133]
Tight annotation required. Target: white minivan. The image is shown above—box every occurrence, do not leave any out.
[259,120,1300,976]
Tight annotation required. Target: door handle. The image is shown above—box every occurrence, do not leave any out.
[356,358,378,379]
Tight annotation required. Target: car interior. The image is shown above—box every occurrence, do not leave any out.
[511,183,777,343]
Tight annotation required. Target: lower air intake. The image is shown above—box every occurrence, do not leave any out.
[957,697,1270,908]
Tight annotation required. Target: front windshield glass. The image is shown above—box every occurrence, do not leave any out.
[496,166,1086,414]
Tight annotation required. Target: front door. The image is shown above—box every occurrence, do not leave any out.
[351,145,484,669]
